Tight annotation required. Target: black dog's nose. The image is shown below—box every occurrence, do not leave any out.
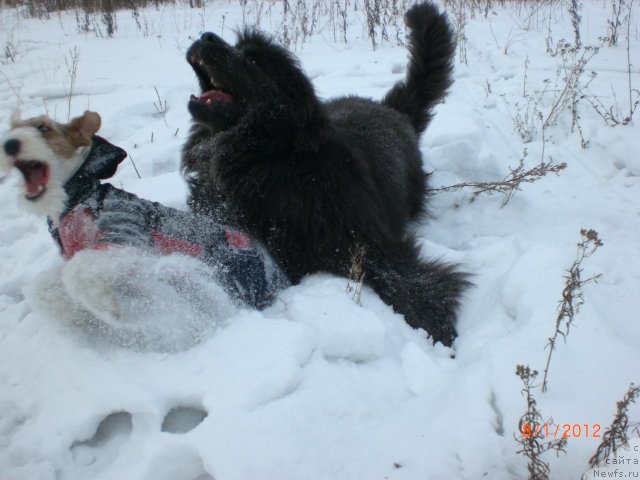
[200,32,225,45]
[3,139,20,156]
[201,32,217,42]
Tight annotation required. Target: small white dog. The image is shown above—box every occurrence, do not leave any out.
[0,111,286,350]
[0,111,284,307]
[0,111,101,220]
[0,111,238,350]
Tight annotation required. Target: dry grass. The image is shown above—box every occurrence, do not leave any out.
[541,229,603,392]
[427,149,567,207]
[515,365,567,480]
[588,384,640,469]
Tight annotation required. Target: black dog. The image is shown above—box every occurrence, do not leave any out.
[182,2,469,346]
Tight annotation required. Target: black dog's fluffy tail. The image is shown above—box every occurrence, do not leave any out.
[363,237,469,347]
[382,2,455,136]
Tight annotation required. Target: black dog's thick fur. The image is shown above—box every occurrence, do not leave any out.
[182,2,469,346]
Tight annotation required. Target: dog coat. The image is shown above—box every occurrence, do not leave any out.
[48,136,288,310]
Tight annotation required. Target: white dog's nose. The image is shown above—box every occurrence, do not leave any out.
[3,139,20,156]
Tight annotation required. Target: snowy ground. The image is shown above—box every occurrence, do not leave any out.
[1,1,639,479]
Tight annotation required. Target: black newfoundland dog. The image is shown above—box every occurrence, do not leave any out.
[182,2,469,346]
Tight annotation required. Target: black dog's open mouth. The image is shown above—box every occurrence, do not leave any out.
[190,90,233,106]
[188,50,234,107]
[14,160,49,201]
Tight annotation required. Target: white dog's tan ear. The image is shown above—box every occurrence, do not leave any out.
[69,111,101,146]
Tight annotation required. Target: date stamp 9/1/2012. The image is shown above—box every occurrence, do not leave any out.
[520,422,601,439]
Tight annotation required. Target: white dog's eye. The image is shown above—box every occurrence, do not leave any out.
[36,123,50,134]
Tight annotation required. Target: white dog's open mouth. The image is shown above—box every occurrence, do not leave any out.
[14,160,49,201]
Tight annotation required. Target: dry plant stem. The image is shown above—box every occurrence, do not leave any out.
[500,62,549,144]
[0,67,23,104]
[65,46,80,121]
[585,85,639,126]
[427,152,567,207]
[364,0,380,50]
[588,384,640,469]
[568,0,581,48]
[101,0,117,37]
[127,153,142,179]
[544,41,599,130]
[583,3,638,127]
[608,0,625,46]
[540,39,601,157]
[4,42,16,63]
[153,86,168,126]
[515,365,567,480]
[626,0,636,122]
[199,0,208,34]
[449,0,468,65]
[346,243,366,305]
[541,229,603,393]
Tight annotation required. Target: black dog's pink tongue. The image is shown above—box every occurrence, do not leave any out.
[193,90,233,104]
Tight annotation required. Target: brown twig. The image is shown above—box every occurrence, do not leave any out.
[588,383,640,469]
[541,229,603,392]
[515,365,568,480]
[428,151,567,207]
[346,243,366,305]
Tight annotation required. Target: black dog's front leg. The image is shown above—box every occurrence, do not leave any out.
[210,106,307,246]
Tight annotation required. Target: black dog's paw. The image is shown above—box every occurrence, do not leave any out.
[188,96,241,132]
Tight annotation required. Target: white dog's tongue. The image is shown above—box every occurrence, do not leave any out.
[26,178,45,198]
[15,160,49,200]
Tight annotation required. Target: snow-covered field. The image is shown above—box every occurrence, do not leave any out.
[1,1,639,478]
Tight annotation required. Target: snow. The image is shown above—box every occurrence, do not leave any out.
[1,1,639,479]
